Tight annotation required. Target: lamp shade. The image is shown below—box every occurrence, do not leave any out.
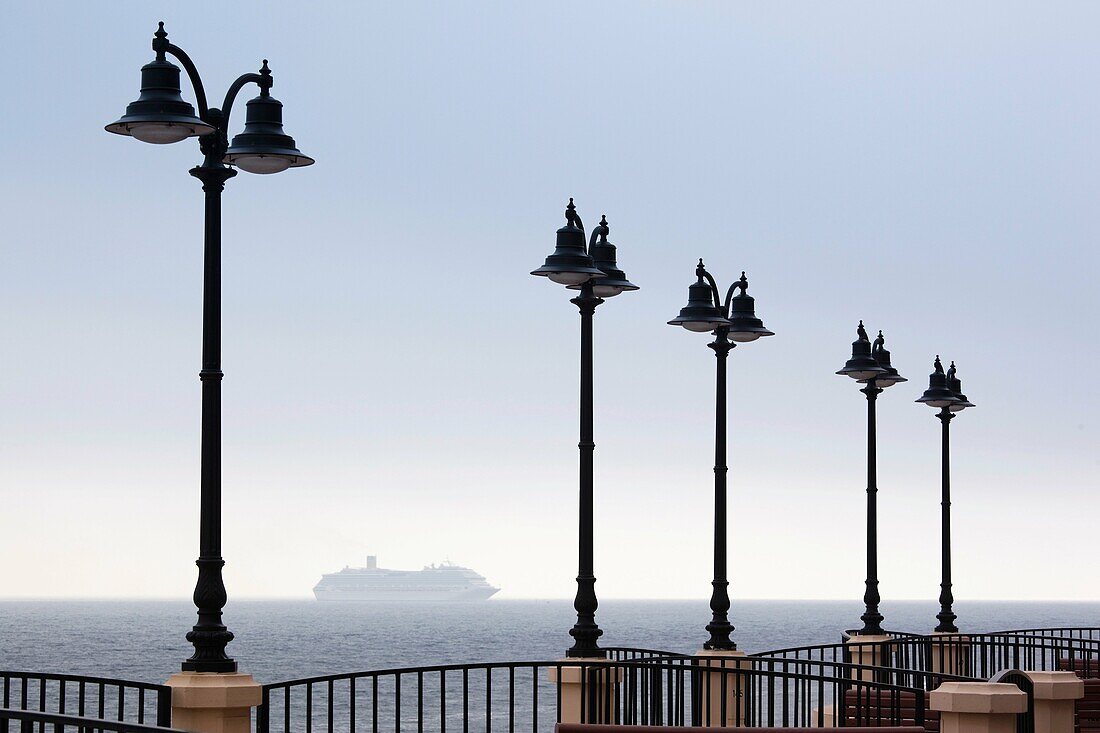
[224,88,314,174]
[531,199,606,286]
[860,330,906,387]
[667,260,730,333]
[916,357,959,408]
[725,272,774,342]
[946,362,975,411]
[836,321,886,380]
[105,56,214,144]
[567,216,637,297]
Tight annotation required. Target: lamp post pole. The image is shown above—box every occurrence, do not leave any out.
[860,380,885,636]
[668,262,773,650]
[936,406,957,633]
[706,330,734,649]
[837,323,904,636]
[571,282,603,657]
[190,159,237,672]
[532,200,638,658]
[107,22,312,672]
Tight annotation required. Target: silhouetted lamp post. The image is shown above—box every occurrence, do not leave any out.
[836,322,905,636]
[916,357,974,633]
[668,260,772,650]
[531,199,637,658]
[106,23,313,673]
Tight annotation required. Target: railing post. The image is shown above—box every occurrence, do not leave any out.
[693,650,748,727]
[166,673,262,733]
[548,662,621,725]
[846,635,893,682]
[1024,672,1083,733]
[931,682,1027,733]
[933,633,973,679]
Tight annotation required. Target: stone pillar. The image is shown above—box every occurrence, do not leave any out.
[846,634,893,682]
[931,682,1027,733]
[166,672,262,733]
[548,660,622,724]
[694,649,748,727]
[1026,671,1085,733]
[931,633,972,678]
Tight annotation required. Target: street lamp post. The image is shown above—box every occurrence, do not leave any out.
[916,357,975,633]
[531,199,638,658]
[106,23,313,673]
[836,322,906,636]
[668,260,773,650]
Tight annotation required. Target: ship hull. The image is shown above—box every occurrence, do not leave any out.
[314,586,499,602]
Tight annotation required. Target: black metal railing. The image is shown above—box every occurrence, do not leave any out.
[0,708,181,733]
[256,656,938,733]
[603,648,688,662]
[0,673,171,730]
[754,630,1100,684]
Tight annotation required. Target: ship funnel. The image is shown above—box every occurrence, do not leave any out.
[367,555,377,569]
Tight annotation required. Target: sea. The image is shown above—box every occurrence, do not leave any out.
[0,599,1096,684]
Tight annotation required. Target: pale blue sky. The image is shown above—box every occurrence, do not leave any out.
[1,2,1098,605]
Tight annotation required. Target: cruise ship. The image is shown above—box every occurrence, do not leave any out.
[313,556,500,602]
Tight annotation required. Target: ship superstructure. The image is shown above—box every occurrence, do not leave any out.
[313,556,499,601]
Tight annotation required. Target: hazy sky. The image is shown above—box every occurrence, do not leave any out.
[1,2,1098,605]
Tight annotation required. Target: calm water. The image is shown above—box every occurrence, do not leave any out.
[1,599,1096,684]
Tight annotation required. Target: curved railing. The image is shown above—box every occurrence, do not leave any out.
[603,647,689,661]
[257,655,938,733]
[0,671,172,728]
[0,708,182,733]
[757,629,1100,683]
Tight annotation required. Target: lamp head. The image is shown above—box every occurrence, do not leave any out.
[725,272,774,343]
[946,361,975,411]
[567,215,638,297]
[667,259,730,333]
[836,320,887,380]
[223,61,314,174]
[859,330,906,387]
[916,356,960,408]
[105,23,215,144]
[531,198,606,286]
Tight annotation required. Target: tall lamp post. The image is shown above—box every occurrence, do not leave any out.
[531,199,638,658]
[668,260,773,650]
[916,357,975,633]
[106,23,313,673]
[836,322,906,636]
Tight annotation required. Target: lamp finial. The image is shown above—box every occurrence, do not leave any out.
[153,21,169,58]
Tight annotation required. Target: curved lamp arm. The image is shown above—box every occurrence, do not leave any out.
[697,261,724,313]
[164,42,211,119]
[220,63,270,129]
[722,272,749,315]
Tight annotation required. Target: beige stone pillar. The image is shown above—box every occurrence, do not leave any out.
[931,682,1027,733]
[166,672,262,733]
[693,649,748,727]
[932,633,972,678]
[846,634,893,682]
[1026,671,1085,733]
[547,660,622,724]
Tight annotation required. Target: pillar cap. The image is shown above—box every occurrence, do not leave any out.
[165,672,262,709]
[930,682,1028,714]
[846,634,893,644]
[693,649,748,657]
[1024,671,1086,700]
